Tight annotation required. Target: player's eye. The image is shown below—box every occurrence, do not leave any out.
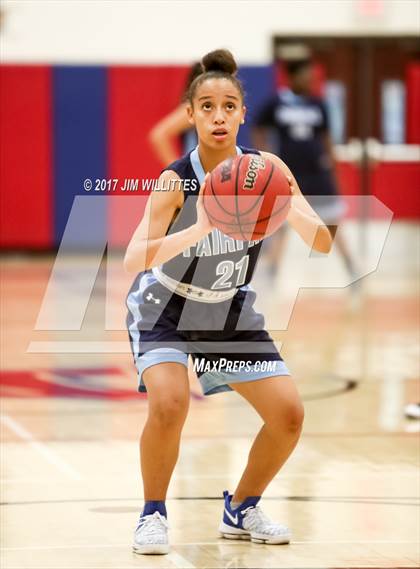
[202,102,212,110]
[226,103,236,110]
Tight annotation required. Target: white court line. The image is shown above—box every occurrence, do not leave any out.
[171,473,419,479]
[1,471,419,484]
[167,552,196,569]
[1,414,82,481]
[0,478,46,483]
[1,539,418,551]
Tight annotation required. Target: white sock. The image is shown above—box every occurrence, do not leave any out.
[230,501,241,509]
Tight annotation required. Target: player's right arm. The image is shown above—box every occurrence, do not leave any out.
[124,170,212,274]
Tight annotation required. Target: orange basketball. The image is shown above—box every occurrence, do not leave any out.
[204,154,291,241]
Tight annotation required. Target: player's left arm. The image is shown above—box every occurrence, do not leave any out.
[261,151,333,254]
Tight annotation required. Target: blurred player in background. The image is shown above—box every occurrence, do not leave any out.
[253,52,356,279]
[148,62,202,165]
[125,49,333,555]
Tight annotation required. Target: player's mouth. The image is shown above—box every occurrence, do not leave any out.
[212,128,228,140]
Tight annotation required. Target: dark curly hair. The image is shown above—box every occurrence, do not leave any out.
[187,49,245,104]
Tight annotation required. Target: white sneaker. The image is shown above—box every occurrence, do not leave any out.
[219,491,291,544]
[405,403,420,419]
[133,511,170,555]
[241,506,291,544]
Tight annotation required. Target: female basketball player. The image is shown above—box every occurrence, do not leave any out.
[125,49,332,555]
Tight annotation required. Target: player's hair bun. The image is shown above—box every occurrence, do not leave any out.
[202,49,237,75]
[187,49,244,103]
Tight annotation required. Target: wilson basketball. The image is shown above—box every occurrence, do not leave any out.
[204,154,292,241]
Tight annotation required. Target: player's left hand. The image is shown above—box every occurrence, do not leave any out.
[287,176,295,195]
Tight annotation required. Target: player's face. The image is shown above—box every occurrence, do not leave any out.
[187,78,246,149]
[292,65,312,94]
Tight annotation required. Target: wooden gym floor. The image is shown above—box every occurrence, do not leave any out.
[1,221,419,568]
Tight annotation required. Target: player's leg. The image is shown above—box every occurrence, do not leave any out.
[218,375,302,544]
[141,361,190,501]
[229,375,303,502]
[133,360,189,555]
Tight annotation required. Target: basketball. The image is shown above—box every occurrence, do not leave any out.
[203,154,292,241]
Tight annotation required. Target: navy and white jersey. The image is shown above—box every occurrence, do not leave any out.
[126,146,291,396]
[255,89,336,196]
[159,146,263,291]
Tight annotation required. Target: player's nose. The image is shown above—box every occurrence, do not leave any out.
[213,107,225,123]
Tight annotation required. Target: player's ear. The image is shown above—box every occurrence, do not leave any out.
[240,106,247,125]
[186,104,195,125]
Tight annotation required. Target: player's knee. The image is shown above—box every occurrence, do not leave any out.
[268,400,304,436]
[285,401,304,433]
[149,396,189,429]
